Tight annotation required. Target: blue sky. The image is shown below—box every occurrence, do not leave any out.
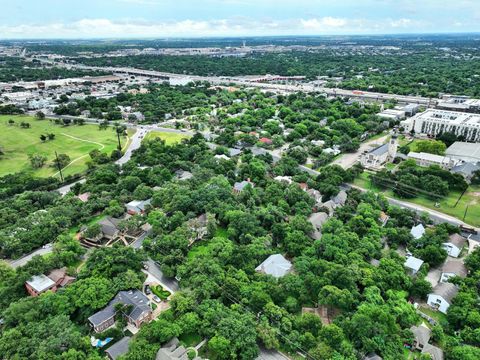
[1,0,480,39]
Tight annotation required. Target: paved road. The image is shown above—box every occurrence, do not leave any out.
[257,348,291,360]
[145,258,180,293]
[332,134,390,169]
[57,61,435,105]
[8,244,53,268]
[56,178,86,195]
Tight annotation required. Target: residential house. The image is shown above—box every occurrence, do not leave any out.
[323,146,341,156]
[363,354,383,360]
[25,275,56,297]
[156,337,202,360]
[404,255,424,275]
[307,189,323,206]
[214,154,230,161]
[105,337,131,360]
[427,282,459,314]
[442,233,467,258]
[88,290,152,333]
[411,224,426,240]
[332,190,348,207]
[25,268,75,297]
[440,260,467,283]
[410,324,431,351]
[77,192,90,203]
[274,176,293,185]
[311,140,325,147]
[308,212,329,240]
[228,148,242,157]
[422,343,444,360]
[175,170,193,181]
[98,217,122,240]
[255,254,292,279]
[259,137,273,145]
[320,200,336,217]
[126,199,152,215]
[47,267,75,288]
[233,179,254,193]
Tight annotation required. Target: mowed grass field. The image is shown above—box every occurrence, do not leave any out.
[144,130,190,145]
[0,115,133,178]
[353,172,480,227]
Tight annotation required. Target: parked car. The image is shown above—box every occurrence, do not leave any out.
[144,285,151,295]
[152,295,161,303]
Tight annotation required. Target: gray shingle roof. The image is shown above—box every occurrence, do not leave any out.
[411,224,426,239]
[410,325,431,345]
[88,290,150,327]
[105,337,131,360]
[451,162,480,177]
[422,343,444,360]
[369,143,389,156]
[432,282,459,303]
[234,180,254,192]
[442,260,467,278]
[308,212,329,230]
[98,217,122,237]
[404,256,424,272]
[256,254,292,278]
[447,233,467,249]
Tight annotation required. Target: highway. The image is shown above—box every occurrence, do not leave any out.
[50,60,435,106]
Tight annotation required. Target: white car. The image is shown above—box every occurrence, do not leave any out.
[152,295,161,303]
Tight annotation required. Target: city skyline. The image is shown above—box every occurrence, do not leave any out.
[1,0,480,39]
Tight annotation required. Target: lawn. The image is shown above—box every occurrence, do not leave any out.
[353,172,480,227]
[179,333,202,347]
[0,115,133,178]
[151,285,171,300]
[143,131,190,145]
[187,227,229,260]
[418,306,448,325]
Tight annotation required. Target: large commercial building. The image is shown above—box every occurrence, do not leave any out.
[402,109,480,142]
[437,95,480,113]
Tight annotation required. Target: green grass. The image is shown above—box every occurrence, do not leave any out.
[143,131,190,145]
[353,172,480,227]
[151,285,171,300]
[187,227,229,260]
[179,333,202,347]
[0,115,133,178]
[418,306,448,325]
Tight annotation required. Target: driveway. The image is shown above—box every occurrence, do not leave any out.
[144,259,179,293]
[8,244,53,268]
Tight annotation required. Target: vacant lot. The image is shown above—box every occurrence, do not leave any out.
[353,172,480,227]
[144,130,190,145]
[0,115,132,177]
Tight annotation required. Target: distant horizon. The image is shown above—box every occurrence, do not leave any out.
[2,1,480,39]
[3,32,480,42]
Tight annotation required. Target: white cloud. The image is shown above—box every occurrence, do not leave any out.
[0,16,457,39]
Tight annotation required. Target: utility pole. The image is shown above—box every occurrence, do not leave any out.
[55,151,64,182]
[116,129,122,151]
